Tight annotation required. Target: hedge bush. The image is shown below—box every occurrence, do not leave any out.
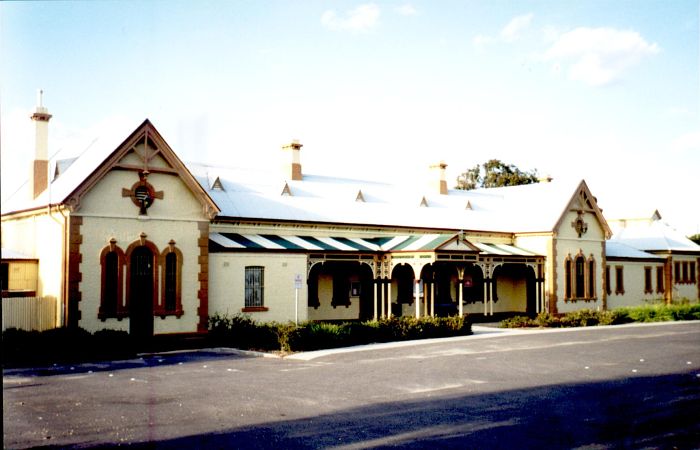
[2,327,135,367]
[501,302,700,329]
[208,314,472,352]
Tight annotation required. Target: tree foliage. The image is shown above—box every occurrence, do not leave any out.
[689,234,700,245]
[456,159,539,190]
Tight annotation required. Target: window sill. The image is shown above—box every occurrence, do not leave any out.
[564,297,598,302]
[242,306,269,313]
[156,310,184,319]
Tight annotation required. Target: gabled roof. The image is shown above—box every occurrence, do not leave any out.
[3,117,609,237]
[2,120,220,218]
[605,241,664,260]
[553,179,612,239]
[191,161,594,234]
[609,216,700,254]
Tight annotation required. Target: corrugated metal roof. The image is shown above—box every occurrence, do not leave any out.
[609,218,700,253]
[190,162,580,234]
[605,241,664,260]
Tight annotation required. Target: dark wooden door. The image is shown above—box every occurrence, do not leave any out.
[130,246,154,338]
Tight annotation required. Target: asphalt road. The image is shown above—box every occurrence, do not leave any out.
[4,321,700,449]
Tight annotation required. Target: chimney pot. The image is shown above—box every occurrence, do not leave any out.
[429,161,448,195]
[281,140,303,181]
[30,90,51,199]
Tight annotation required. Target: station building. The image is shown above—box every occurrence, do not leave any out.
[2,100,699,336]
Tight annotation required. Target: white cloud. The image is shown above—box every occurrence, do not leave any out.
[395,4,417,16]
[542,27,660,86]
[473,13,533,50]
[321,4,380,32]
[500,13,534,42]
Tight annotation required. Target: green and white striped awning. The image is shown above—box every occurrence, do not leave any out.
[210,232,539,256]
[210,233,462,252]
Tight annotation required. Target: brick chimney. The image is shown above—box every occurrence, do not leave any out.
[281,140,303,181]
[30,90,52,199]
[429,161,448,195]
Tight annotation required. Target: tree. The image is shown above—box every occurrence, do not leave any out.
[689,234,700,245]
[456,159,539,190]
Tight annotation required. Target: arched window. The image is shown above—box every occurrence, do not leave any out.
[587,257,595,298]
[575,256,585,299]
[564,255,573,300]
[157,241,184,318]
[99,240,127,320]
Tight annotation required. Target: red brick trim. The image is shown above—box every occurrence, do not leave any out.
[98,239,128,320]
[156,242,184,318]
[549,239,558,314]
[197,222,209,332]
[67,215,83,327]
[242,306,269,313]
[124,236,160,316]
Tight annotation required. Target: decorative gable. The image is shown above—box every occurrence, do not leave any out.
[62,120,220,219]
[554,180,611,239]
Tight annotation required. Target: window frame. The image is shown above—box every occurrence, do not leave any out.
[615,265,625,295]
[656,266,665,294]
[98,241,128,320]
[156,243,184,318]
[243,266,268,312]
[643,266,653,294]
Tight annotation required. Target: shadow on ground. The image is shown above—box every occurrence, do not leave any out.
[2,350,255,377]
[30,371,700,449]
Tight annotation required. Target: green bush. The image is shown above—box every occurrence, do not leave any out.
[209,314,472,353]
[2,327,137,367]
[500,315,536,328]
[208,314,279,351]
[500,302,700,329]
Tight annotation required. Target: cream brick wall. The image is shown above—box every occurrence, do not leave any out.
[79,169,205,221]
[74,163,210,334]
[553,209,606,313]
[78,216,204,333]
[670,255,699,301]
[1,211,65,305]
[209,253,308,323]
[606,261,664,309]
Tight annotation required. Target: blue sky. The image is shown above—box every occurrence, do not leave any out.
[2,1,698,234]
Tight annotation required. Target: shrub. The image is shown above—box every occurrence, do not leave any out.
[500,301,700,329]
[210,314,472,353]
[208,314,279,351]
[559,309,602,327]
[500,315,536,328]
[2,327,137,367]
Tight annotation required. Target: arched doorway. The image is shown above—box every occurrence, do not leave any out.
[307,261,374,321]
[391,263,416,317]
[129,246,155,338]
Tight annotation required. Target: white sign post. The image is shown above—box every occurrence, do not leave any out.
[294,274,302,325]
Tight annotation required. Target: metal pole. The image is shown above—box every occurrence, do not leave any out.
[295,288,299,325]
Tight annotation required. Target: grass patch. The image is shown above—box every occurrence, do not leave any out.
[501,301,700,329]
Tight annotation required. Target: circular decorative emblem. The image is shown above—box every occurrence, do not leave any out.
[134,184,155,209]
[122,171,163,216]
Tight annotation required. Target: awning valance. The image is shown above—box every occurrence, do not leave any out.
[210,232,540,257]
[210,233,458,252]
